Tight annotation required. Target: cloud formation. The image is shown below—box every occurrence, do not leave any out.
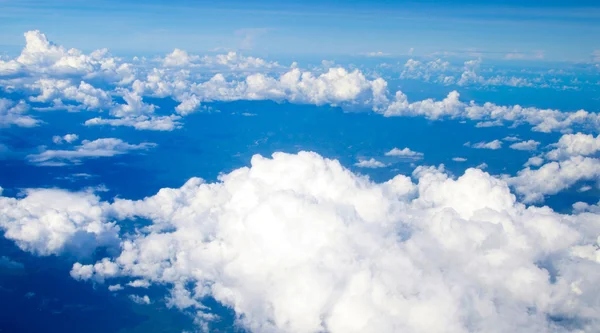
[6,151,589,333]
[27,138,156,166]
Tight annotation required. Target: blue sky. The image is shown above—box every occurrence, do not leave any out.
[1,1,600,333]
[1,0,599,60]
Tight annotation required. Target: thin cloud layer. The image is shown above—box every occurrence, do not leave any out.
[27,138,156,166]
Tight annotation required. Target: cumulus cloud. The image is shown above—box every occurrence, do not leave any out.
[27,138,156,166]
[384,90,600,133]
[29,79,112,111]
[0,188,119,256]
[354,158,388,168]
[546,133,600,160]
[0,98,37,127]
[52,133,79,144]
[384,147,424,160]
[50,151,600,333]
[508,156,600,203]
[509,140,540,151]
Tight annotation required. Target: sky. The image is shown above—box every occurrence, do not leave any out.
[1,1,600,333]
[0,0,599,60]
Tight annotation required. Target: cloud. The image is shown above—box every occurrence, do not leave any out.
[466,140,503,150]
[509,140,540,151]
[47,151,600,333]
[384,147,424,160]
[129,295,151,305]
[383,90,600,133]
[27,138,156,166]
[0,188,120,256]
[546,133,600,160]
[84,115,182,131]
[354,158,387,168]
[524,156,544,167]
[0,98,37,127]
[108,284,124,291]
[452,157,467,162]
[365,51,391,57]
[52,133,79,144]
[508,156,600,203]
[29,79,112,111]
[163,48,200,67]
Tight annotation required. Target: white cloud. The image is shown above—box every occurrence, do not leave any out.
[27,138,156,166]
[508,156,600,203]
[503,136,521,142]
[0,189,119,256]
[129,295,151,305]
[546,133,600,160]
[467,140,503,150]
[127,279,151,288]
[509,140,540,151]
[85,115,182,131]
[163,48,200,67]
[452,157,467,162]
[108,284,124,291]
[524,156,544,167]
[384,90,600,133]
[365,51,391,57]
[52,134,79,144]
[354,158,387,168]
[384,147,424,159]
[53,151,600,333]
[29,79,112,111]
[0,98,37,127]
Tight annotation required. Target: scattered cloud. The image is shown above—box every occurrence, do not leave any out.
[27,138,156,166]
[354,158,387,168]
[509,140,540,151]
[384,147,424,159]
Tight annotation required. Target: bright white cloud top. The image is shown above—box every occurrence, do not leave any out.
[2,31,600,134]
[2,152,598,332]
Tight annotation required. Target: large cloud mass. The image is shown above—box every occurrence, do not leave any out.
[4,151,588,333]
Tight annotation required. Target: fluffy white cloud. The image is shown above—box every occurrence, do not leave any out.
[466,140,503,150]
[383,90,600,133]
[42,151,599,333]
[354,158,387,168]
[508,156,600,203]
[0,188,119,256]
[546,133,600,160]
[525,156,544,167]
[52,133,79,144]
[384,147,424,159]
[85,115,182,131]
[27,138,156,166]
[0,98,37,127]
[5,30,134,82]
[29,79,112,111]
[509,140,540,151]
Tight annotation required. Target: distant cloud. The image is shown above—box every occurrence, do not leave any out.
[27,138,156,166]
[52,134,79,144]
[365,51,391,57]
[465,140,502,150]
[354,158,387,168]
[509,140,540,151]
[452,157,467,162]
[385,147,424,159]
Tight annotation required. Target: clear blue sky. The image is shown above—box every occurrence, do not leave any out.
[0,0,599,61]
